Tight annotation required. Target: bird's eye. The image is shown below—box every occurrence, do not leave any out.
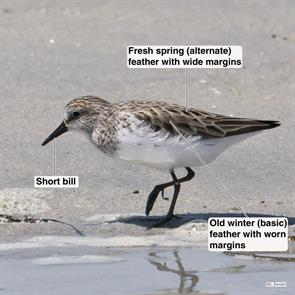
[73,111,80,118]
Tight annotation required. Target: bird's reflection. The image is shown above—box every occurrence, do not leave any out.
[147,249,199,293]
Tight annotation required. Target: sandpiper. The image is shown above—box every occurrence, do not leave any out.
[42,96,280,226]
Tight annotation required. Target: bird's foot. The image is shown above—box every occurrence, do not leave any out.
[146,186,168,216]
[161,189,169,200]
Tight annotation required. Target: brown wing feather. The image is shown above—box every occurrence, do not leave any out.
[118,101,280,138]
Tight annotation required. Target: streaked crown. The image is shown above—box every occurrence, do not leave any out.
[64,95,111,130]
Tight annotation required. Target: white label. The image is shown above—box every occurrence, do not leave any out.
[265,282,287,288]
[127,45,242,69]
[34,176,79,188]
[208,217,288,252]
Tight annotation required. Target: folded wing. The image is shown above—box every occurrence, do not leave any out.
[119,101,280,138]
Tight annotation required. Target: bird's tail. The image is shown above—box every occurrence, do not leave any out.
[224,120,281,137]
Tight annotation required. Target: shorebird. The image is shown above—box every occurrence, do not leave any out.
[42,96,280,227]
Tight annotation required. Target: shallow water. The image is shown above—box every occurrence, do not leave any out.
[1,246,294,295]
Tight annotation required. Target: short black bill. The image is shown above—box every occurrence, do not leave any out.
[42,121,68,146]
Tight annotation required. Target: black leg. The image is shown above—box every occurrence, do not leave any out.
[179,167,195,183]
[145,167,195,216]
[149,167,195,228]
[145,180,175,216]
[166,169,181,217]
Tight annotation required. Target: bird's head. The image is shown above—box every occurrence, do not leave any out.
[42,96,111,146]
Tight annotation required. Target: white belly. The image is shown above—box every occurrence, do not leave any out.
[115,127,257,170]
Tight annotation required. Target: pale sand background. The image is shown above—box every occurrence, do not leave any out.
[0,1,294,294]
[0,0,294,234]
